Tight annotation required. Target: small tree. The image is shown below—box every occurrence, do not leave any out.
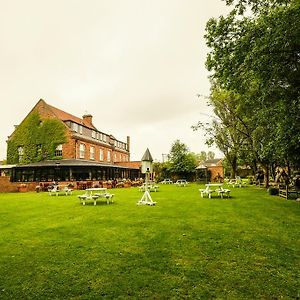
[168,140,197,180]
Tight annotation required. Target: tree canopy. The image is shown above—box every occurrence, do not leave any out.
[200,0,300,182]
[168,140,197,176]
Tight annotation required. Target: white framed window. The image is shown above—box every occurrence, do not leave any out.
[92,130,96,139]
[72,123,78,132]
[99,149,104,161]
[79,144,85,159]
[99,133,103,141]
[114,153,117,162]
[107,150,111,162]
[90,146,95,160]
[79,125,83,134]
[54,144,63,157]
[103,135,107,142]
[18,146,24,163]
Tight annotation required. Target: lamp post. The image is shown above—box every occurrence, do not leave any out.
[138,148,156,206]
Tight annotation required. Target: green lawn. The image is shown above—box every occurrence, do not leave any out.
[0,184,299,299]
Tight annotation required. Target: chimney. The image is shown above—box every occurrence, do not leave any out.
[126,136,130,160]
[82,114,93,127]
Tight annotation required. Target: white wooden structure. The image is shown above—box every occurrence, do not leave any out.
[137,148,156,206]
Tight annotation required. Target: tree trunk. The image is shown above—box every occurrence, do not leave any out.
[251,159,257,176]
[263,164,269,188]
[230,155,237,179]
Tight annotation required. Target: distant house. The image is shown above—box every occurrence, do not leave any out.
[196,158,224,182]
[7,99,140,182]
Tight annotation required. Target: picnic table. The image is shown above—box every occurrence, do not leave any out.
[48,185,73,196]
[175,179,188,187]
[139,183,159,192]
[228,177,244,188]
[199,183,231,199]
[78,188,114,205]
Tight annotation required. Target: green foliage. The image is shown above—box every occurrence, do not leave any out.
[191,151,215,163]
[7,112,67,164]
[223,0,291,15]
[202,0,300,178]
[0,186,299,298]
[153,161,171,182]
[168,140,197,177]
[268,187,279,195]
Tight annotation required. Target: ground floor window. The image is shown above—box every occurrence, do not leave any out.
[11,166,140,182]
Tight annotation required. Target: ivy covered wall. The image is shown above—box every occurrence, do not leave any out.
[7,112,67,164]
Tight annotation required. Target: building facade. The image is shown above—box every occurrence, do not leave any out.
[7,99,140,182]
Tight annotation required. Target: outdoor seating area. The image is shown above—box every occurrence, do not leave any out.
[200,183,231,198]
[175,179,188,187]
[48,185,73,196]
[1,179,300,299]
[160,179,173,184]
[138,183,159,192]
[227,176,244,188]
[78,187,114,205]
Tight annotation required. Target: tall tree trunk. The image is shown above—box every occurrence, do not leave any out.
[263,164,269,188]
[230,155,237,179]
[251,160,257,176]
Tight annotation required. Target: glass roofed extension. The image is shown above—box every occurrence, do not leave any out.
[11,160,140,182]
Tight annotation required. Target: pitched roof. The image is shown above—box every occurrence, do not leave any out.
[141,148,153,161]
[47,101,97,130]
[15,159,138,169]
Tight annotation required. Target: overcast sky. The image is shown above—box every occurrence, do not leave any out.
[0,0,230,162]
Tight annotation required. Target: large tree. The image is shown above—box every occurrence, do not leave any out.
[202,0,300,185]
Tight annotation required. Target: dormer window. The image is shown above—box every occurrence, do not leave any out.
[79,125,83,134]
[72,123,78,132]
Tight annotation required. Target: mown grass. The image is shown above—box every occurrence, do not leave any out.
[0,184,299,299]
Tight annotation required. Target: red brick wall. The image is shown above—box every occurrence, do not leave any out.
[0,177,41,192]
[209,166,224,182]
[35,100,130,163]
[0,177,18,192]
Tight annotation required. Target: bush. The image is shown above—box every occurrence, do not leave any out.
[268,187,279,195]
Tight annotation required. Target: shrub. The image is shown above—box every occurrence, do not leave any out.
[268,187,279,195]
